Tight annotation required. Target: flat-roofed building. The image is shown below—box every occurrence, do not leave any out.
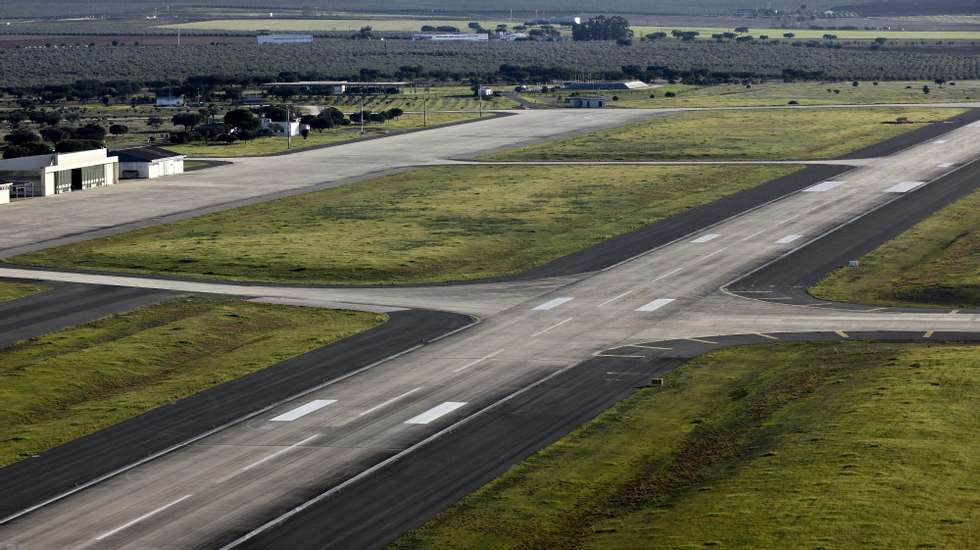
[112,146,185,179]
[261,81,407,96]
[257,33,313,45]
[0,182,10,205]
[412,33,489,41]
[0,148,118,198]
[568,96,607,108]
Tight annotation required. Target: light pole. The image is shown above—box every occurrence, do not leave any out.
[423,86,429,127]
[284,103,291,150]
[359,93,365,134]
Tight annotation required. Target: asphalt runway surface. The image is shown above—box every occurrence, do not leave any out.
[0,106,978,549]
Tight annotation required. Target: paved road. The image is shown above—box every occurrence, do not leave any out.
[0,108,978,549]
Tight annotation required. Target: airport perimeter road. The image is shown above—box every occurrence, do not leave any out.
[0,109,979,549]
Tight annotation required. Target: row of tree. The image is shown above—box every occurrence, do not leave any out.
[2,123,111,159]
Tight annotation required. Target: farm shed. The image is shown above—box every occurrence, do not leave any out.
[112,146,185,179]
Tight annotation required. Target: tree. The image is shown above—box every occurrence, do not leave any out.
[783,32,795,39]
[237,129,256,142]
[384,108,404,120]
[572,16,632,41]
[300,127,310,139]
[109,124,129,135]
[223,109,260,131]
[4,128,41,145]
[171,112,201,131]
[874,37,887,45]
[73,124,107,141]
[147,116,164,129]
[55,139,104,153]
[3,142,52,159]
[40,126,71,143]
[3,110,27,128]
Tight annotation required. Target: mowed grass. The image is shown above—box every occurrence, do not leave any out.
[395,341,980,549]
[0,281,46,304]
[9,165,797,285]
[551,80,980,109]
[811,186,980,308]
[169,112,482,157]
[0,297,384,467]
[487,107,964,161]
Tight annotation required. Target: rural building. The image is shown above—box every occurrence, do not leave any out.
[261,81,407,96]
[525,16,581,25]
[112,146,186,179]
[563,80,649,91]
[412,33,489,42]
[477,86,494,97]
[257,33,314,45]
[155,95,185,107]
[0,149,118,198]
[568,96,606,108]
[0,182,10,205]
[260,118,311,137]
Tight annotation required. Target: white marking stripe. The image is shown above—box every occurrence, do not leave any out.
[754,332,779,340]
[533,297,573,310]
[804,181,845,192]
[453,350,503,373]
[691,233,721,243]
[885,181,925,193]
[242,434,321,471]
[933,139,948,144]
[531,317,574,338]
[688,338,719,345]
[95,494,193,541]
[937,163,954,168]
[924,330,934,338]
[598,290,633,307]
[405,402,467,425]
[269,400,337,422]
[636,298,675,312]
[359,387,422,417]
[775,234,803,244]
[836,330,849,338]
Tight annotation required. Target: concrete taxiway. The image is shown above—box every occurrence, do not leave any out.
[0,106,979,549]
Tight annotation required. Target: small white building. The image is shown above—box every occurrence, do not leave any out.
[258,34,313,45]
[568,96,606,108]
[155,95,185,107]
[477,86,494,97]
[0,149,118,198]
[0,182,10,205]
[260,118,310,137]
[112,146,186,179]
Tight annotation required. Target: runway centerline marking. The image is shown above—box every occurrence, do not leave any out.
[598,290,633,307]
[94,494,193,541]
[241,434,321,472]
[533,297,573,311]
[636,298,676,313]
[691,233,721,243]
[740,228,769,242]
[405,402,467,425]
[453,350,504,373]
[651,247,728,283]
[531,317,574,338]
[804,181,845,192]
[775,234,803,244]
[885,181,925,193]
[269,400,337,422]
[359,387,423,417]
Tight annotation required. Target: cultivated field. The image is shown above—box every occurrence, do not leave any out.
[396,341,980,549]
[0,298,383,467]
[9,165,798,285]
[635,25,980,40]
[160,18,509,32]
[487,107,964,161]
[811,185,980,308]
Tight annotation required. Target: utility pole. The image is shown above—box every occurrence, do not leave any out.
[423,87,428,127]
[479,90,483,118]
[285,104,291,149]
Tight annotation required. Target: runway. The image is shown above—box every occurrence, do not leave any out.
[0,106,979,549]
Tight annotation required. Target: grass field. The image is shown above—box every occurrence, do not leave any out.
[160,18,510,33]
[811,186,980,309]
[395,341,980,549]
[8,165,797,285]
[526,80,980,109]
[0,297,384,467]
[634,25,980,41]
[0,281,46,304]
[169,112,484,157]
[321,87,519,113]
[487,107,964,161]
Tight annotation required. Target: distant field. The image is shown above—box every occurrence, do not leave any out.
[0,281,46,304]
[527,80,980,108]
[635,25,980,41]
[160,18,509,32]
[169,112,485,157]
[396,341,980,549]
[10,165,798,285]
[487,107,964,161]
[0,298,384,467]
[811,185,980,308]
